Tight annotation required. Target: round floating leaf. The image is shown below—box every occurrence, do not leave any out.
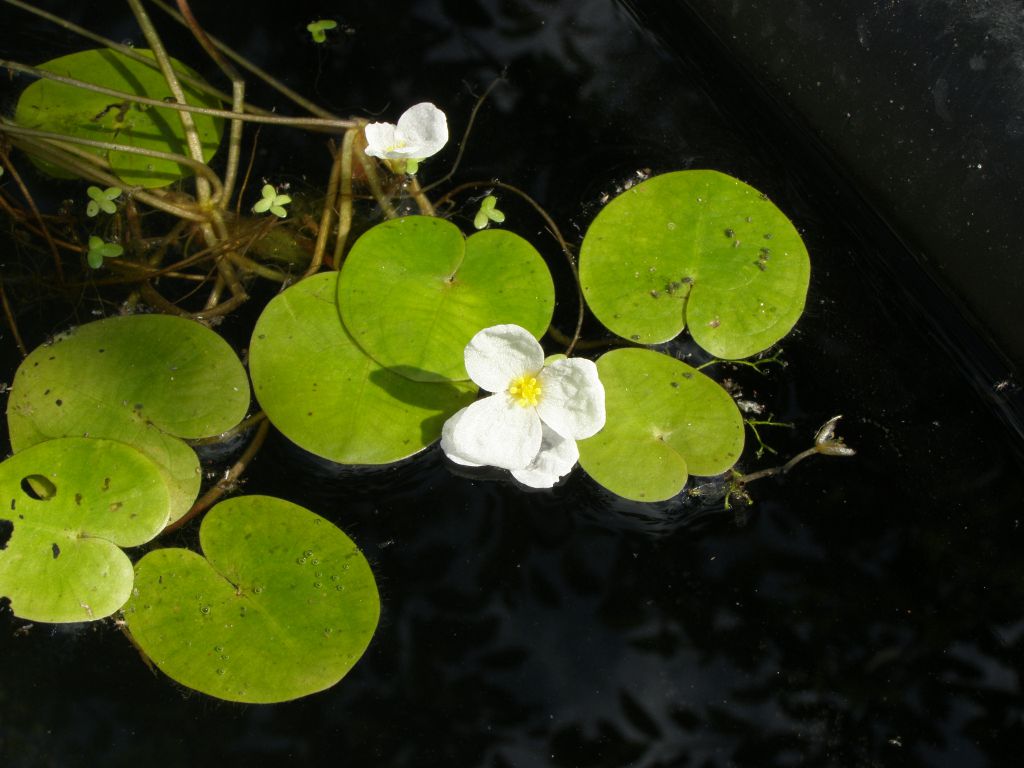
[250,272,477,464]
[577,348,745,502]
[6,314,250,523]
[14,48,223,188]
[0,438,170,623]
[579,170,810,358]
[124,495,379,703]
[338,216,555,382]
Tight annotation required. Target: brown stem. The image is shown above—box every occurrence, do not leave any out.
[0,148,63,282]
[0,277,27,357]
[163,418,270,533]
[331,128,358,268]
[308,138,346,277]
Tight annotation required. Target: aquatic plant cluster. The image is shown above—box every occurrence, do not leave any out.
[0,2,846,703]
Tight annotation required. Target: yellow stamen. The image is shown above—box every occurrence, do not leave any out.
[508,374,542,407]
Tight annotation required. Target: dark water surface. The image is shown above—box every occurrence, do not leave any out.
[1,1,1023,766]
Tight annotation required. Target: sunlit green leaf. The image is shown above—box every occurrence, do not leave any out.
[580,170,810,358]
[124,495,379,703]
[14,48,223,188]
[338,216,555,382]
[577,348,745,501]
[6,315,250,523]
[250,271,477,464]
[0,438,170,623]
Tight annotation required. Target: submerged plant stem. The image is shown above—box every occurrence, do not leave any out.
[309,138,347,276]
[164,417,270,533]
[0,146,63,282]
[331,128,358,269]
[0,277,27,357]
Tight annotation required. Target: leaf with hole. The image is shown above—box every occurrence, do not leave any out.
[14,48,223,188]
[577,348,745,502]
[338,216,555,382]
[250,272,477,464]
[579,170,810,359]
[123,495,379,703]
[6,314,250,524]
[0,438,170,623]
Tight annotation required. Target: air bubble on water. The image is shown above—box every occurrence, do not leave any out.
[296,557,307,565]
[303,550,314,558]
[132,588,140,597]
[311,559,320,566]
[667,222,676,230]
[214,645,223,653]
[335,585,345,591]
[200,605,211,615]
[314,582,322,589]
[216,668,225,676]
[253,585,263,593]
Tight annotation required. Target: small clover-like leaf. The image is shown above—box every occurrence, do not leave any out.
[86,236,123,269]
[473,195,506,230]
[85,185,121,217]
[306,19,337,43]
[253,184,290,218]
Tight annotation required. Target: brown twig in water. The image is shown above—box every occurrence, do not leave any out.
[164,418,270,533]
[0,277,27,357]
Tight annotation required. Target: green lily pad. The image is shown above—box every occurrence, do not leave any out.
[250,272,477,464]
[6,314,250,523]
[0,438,171,623]
[579,170,810,359]
[577,348,745,502]
[337,216,555,382]
[14,48,223,188]
[123,495,379,703]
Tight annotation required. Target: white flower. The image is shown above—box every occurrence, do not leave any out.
[363,102,448,163]
[440,324,606,489]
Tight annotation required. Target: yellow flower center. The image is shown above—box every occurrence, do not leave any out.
[508,374,542,407]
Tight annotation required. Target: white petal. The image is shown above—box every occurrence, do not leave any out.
[464,324,544,392]
[363,121,399,158]
[438,407,483,466]
[536,357,606,439]
[440,394,541,470]
[511,424,579,488]
[395,102,448,158]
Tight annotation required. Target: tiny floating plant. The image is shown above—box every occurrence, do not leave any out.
[306,19,337,44]
[85,185,121,217]
[473,195,505,230]
[252,184,292,218]
[86,236,123,269]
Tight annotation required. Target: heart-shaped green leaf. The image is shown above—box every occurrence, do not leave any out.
[124,495,379,703]
[14,48,223,188]
[6,314,250,523]
[579,170,810,359]
[577,348,745,501]
[337,216,555,382]
[250,271,477,464]
[0,438,171,622]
